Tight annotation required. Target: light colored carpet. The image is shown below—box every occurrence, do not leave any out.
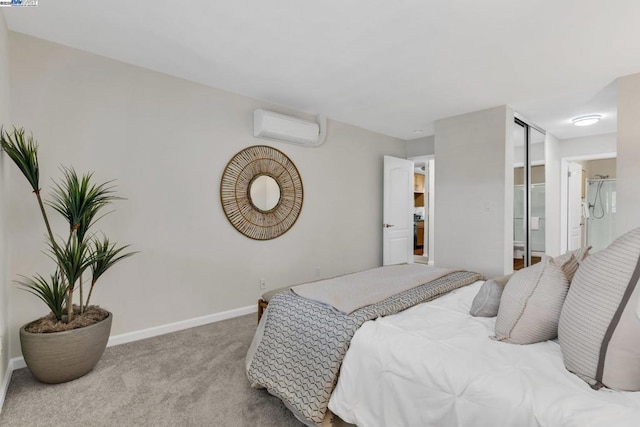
[0,314,303,426]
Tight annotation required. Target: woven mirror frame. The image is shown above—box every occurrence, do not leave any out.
[220,145,304,240]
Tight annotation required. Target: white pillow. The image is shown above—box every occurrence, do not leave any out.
[559,228,640,391]
[494,257,569,344]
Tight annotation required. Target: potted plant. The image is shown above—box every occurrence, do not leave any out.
[1,127,134,384]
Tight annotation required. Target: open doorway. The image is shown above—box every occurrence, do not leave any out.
[561,155,617,253]
[409,155,434,265]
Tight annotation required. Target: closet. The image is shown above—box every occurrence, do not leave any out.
[513,117,546,269]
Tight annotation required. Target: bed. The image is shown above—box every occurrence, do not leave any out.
[248,228,640,427]
[246,264,482,426]
[328,281,640,427]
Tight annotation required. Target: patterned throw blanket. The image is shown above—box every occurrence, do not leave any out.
[246,270,482,426]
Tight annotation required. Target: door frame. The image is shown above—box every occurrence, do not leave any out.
[560,153,616,252]
[566,161,584,251]
[408,155,435,265]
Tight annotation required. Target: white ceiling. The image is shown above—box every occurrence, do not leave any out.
[4,0,640,140]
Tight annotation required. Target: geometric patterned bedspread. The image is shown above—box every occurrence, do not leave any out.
[246,270,482,426]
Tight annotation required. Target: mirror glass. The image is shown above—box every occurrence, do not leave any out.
[513,120,545,270]
[250,175,281,212]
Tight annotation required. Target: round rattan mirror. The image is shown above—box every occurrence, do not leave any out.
[220,145,303,240]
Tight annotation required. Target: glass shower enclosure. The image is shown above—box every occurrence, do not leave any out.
[586,179,616,252]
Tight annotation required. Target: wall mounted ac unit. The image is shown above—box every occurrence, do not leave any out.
[253,109,327,147]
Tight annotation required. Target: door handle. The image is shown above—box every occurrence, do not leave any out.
[383,224,395,228]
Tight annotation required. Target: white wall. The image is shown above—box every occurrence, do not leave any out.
[6,33,406,359]
[406,135,434,158]
[545,133,561,256]
[434,105,513,278]
[617,72,640,236]
[559,133,617,159]
[0,11,11,396]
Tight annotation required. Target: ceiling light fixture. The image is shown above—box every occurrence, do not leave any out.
[412,129,424,135]
[571,115,601,127]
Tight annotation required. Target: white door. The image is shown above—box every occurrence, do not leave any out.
[567,162,583,250]
[383,156,414,265]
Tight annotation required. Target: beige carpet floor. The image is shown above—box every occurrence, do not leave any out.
[0,314,303,426]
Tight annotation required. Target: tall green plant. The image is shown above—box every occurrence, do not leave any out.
[48,167,121,317]
[1,127,135,323]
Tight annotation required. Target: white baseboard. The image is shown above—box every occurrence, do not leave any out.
[107,304,255,347]
[0,356,26,412]
[0,363,13,414]
[0,304,256,413]
[8,357,25,371]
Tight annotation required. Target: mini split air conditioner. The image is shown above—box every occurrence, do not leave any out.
[253,109,327,147]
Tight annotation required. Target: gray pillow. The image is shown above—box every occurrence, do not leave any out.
[470,274,512,317]
[559,227,640,391]
[494,257,569,344]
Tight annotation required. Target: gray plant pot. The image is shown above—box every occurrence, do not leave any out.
[19,312,112,384]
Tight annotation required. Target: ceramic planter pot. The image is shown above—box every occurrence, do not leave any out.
[19,312,112,384]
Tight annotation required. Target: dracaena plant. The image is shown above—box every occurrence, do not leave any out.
[1,127,135,323]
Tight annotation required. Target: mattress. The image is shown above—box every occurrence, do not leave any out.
[328,281,640,427]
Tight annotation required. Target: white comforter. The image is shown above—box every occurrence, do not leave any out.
[329,281,640,427]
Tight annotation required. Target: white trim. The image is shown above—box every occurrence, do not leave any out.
[0,357,28,413]
[560,160,569,253]
[562,152,616,162]
[408,155,436,266]
[427,157,435,265]
[8,357,25,371]
[108,304,255,347]
[0,364,13,413]
[0,304,255,412]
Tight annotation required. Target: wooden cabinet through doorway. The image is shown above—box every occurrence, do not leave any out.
[414,173,425,193]
[416,221,425,246]
[414,173,425,207]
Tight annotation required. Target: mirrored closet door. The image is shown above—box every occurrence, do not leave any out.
[513,117,545,270]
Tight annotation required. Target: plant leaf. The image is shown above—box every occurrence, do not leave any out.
[17,273,68,321]
[90,234,136,285]
[48,233,95,291]
[47,167,121,242]
[0,127,40,191]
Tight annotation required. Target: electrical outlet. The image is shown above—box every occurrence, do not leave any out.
[260,278,266,290]
[314,267,321,278]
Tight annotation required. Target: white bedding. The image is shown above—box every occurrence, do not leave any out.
[329,281,640,427]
